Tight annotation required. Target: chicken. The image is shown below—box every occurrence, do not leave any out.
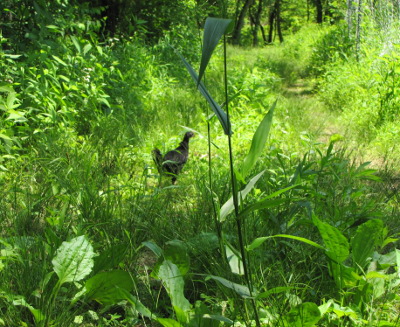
[152,131,195,184]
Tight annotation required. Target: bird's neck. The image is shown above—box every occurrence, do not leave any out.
[179,141,189,150]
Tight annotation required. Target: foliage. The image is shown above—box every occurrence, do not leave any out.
[0,2,400,326]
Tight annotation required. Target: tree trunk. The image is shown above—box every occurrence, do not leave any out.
[346,0,354,38]
[232,0,255,45]
[260,23,267,44]
[314,0,323,23]
[267,6,275,43]
[355,0,363,61]
[251,0,264,46]
[275,0,283,42]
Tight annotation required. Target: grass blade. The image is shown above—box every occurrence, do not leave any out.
[207,275,254,298]
[175,50,231,135]
[246,234,325,252]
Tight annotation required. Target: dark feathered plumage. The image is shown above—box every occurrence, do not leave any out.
[152,131,195,184]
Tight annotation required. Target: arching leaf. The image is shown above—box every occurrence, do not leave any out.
[241,100,276,178]
[198,17,233,84]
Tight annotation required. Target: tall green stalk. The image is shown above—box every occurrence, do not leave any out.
[223,35,260,327]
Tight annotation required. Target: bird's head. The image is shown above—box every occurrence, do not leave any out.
[184,131,195,141]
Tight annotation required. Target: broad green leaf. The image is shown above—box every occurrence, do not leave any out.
[142,240,163,258]
[207,275,254,298]
[52,235,95,285]
[176,50,231,135]
[0,133,12,141]
[225,242,244,275]
[247,234,325,252]
[318,299,334,316]
[284,302,321,327]
[7,110,26,122]
[331,303,358,319]
[330,262,361,289]
[156,260,191,313]
[241,100,276,178]
[6,91,19,109]
[351,219,384,271]
[163,240,190,276]
[198,17,233,84]
[83,43,93,55]
[220,170,265,222]
[313,215,349,263]
[70,36,81,54]
[84,270,133,305]
[93,243,128,274]
[396,249,400,276]
[0,85,13,93]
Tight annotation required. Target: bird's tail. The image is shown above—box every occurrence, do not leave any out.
[152,148,163,174]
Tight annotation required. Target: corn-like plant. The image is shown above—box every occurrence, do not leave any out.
[175,17,288,326]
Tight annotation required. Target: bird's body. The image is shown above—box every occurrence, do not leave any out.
[152,131,194,184]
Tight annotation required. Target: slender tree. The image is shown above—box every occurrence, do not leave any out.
[267,0,283,43]
[232,0,256,45]
[250,0,265,46]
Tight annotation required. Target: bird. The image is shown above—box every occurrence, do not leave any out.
[152,131,195,184]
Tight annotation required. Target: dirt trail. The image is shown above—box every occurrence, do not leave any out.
[282,79,343,145]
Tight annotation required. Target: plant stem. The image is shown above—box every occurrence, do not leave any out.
[223,35,260,327]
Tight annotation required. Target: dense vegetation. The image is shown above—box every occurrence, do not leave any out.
[1,1,399,326]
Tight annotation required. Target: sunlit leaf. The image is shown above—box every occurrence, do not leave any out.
[207,275,255,298]
[220,170,265,222]
[241,100,276,178]
[52,55,68,67]
[83,43,93,55]
[52,235,95,285]
[156,260,191,313]
[225,242,244,275]
[312,215,349,263]
[284,302,321,327]
[246,234,325,252]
